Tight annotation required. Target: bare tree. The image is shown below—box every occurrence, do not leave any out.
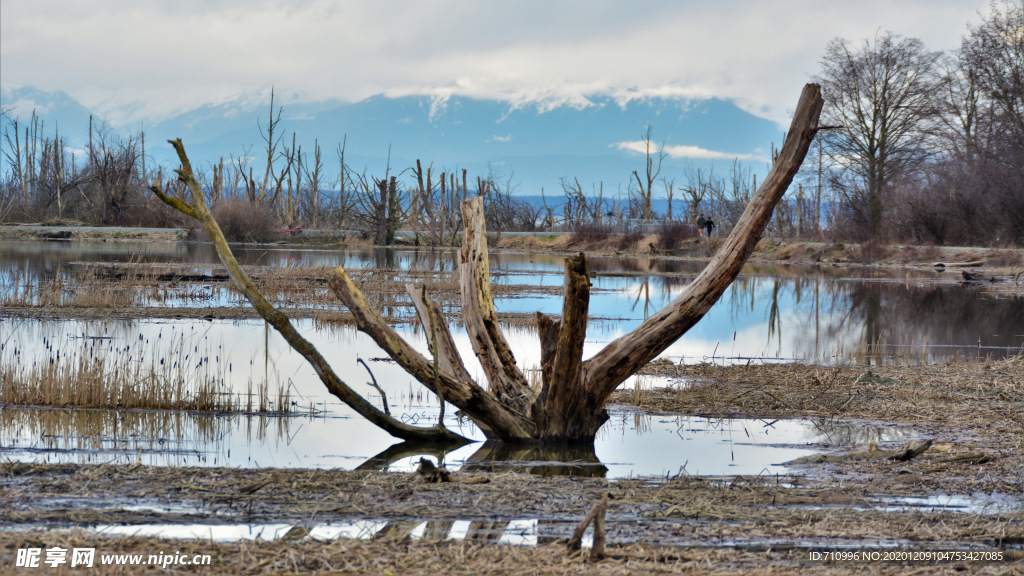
[350,153,407,245]
[937,50,989,159]
[901,2,1024,246]
[680,165,714,223]
[298,140,326,228]
[481,165,537,233]
[661,176,675,220]
[237,88,295,208]
[560,177,608,226]
[410,160,472,244]
[411,159,440,245]
[89,126,143,224]
[960,0,1024,154]
[326,136,356,229]
[629,124,665,221]
[814,32,943,239]
[151,84,824,445]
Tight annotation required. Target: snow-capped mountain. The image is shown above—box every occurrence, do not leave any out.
[1,86,782,194]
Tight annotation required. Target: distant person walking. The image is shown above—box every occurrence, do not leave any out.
[704,217,715,238]
[697,214,706,237]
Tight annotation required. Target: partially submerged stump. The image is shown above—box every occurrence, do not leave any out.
[152,84,825,446]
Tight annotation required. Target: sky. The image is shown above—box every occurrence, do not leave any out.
[1,0,995,127]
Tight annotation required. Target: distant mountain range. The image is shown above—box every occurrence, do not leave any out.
[1,86,783,196]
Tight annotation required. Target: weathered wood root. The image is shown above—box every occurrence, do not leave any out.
[415,458,451,483]
[567,493,609,560]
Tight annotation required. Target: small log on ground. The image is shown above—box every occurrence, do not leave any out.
[787,439,934,464]
[933,260,985,268]
[935,452,994,465]
[887,439,933,462]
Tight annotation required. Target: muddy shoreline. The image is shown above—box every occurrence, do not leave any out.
[3,222,1023,270]
[1,358,1022,574]
[1,450,1021,574]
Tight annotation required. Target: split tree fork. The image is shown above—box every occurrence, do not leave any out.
[151,83,825,445]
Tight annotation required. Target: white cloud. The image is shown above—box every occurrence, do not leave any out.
[0,0,994,126]
[491,134,513,143]
[616,141,763,161]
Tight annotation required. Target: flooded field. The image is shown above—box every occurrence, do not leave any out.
[1,238,1022,571]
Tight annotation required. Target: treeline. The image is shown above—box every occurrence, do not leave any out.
[0,114,171,228]
[0,92,541,244]
[810,0,1024,246]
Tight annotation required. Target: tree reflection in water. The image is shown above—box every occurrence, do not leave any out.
[709,269,1024,364]
[462,441,608,477]
[354,439,608,478]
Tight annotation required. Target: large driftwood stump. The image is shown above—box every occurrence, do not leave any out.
[153,84,825,445]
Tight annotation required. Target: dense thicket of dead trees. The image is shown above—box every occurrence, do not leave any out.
[0,111,170,226]
[0,93,539,243]
[150,84,824,444]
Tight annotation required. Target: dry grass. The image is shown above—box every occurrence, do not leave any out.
[0,333,292,413]
[0,407,233,450]
[619,357,1024,497]
[627,356,1024,425]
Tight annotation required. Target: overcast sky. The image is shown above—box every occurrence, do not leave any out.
[1,0,994,126]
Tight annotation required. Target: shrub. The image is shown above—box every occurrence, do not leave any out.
[210,199,279,243]
[571,220,613,244]
[854,239,892,262]
[617,228,645,251]
[657,220,698,250]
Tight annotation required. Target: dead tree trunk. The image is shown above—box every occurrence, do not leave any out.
[153,84,824,446]
[331,84,823,444]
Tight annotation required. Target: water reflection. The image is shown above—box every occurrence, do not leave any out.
[0,399,912,478]
[462,441,608,477]
[94,518,574,546]
[617,273,1024,364]
[0,407,305,467]
[2,240,1022,363]
[804,418,913,446]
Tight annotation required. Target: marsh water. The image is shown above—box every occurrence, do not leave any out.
[1,240,1021,478]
